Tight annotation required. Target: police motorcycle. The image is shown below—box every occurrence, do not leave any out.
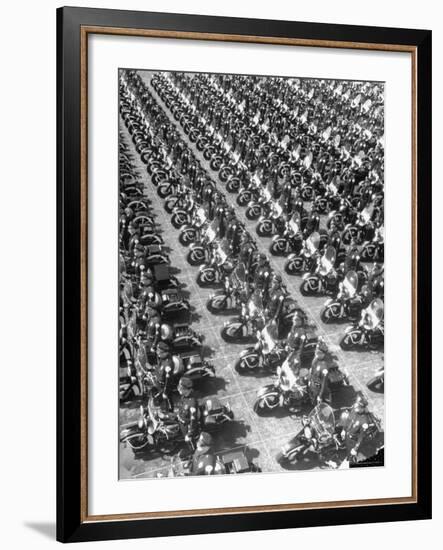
[130,244,169,275]
[341,202,376,245]
[284,231,321,276]
[120,395,234,454]
[255,193,287,237]
[252,352,311,414]
[196,239,236,287]
[221,290,266,343]
[340,298,384,351]
[140,285,192,323]
[300,246,341,297]
[178,206,208,247]
[244,179,275,221]
[236,170,263,208]
[186,218,219,266]
[276,403,343,467]
[320,270,366,324]
[155,321,203,354]
[269,211,304,257]
[360,223,384,262]
[234,318,287,373]
[206,261,250,314]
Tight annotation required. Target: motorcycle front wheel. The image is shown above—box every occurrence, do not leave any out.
[187,247,206,266]
[171,211,190,228]
[300,276,322,296]
[269,238,288,256]
[340,329,363,350]
[158,184,173,198]
[256,219,274,237]
[284,256,304,276]
[179,228,196,247]
[221,322,246,343]
[245,204,261,220]
[234,352,260,373]
[253,392,280,415]
[197,268,218,287]
[320,302,343,324]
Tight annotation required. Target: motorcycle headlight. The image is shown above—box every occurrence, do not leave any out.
[138,419,144,430]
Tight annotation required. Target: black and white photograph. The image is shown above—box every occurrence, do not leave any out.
[118,69,385,479]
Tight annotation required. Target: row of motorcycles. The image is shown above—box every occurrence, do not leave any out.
[119,67,383,469]
[151,71,385,356]
[118,137,235,459]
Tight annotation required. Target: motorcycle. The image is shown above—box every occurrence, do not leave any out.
[221,292,265,343]
[178,207,208,247]
[196,241,235,287]
[186,221,218,266]
[269,211,304,257]
[320,271,365,324]
[300,246,341,296]
[234,319,287,373]
[120,396,234,454]
[253,358,310,414]
[340,298,384,351]
[255,197,286,237]
[159,322,203,352]
[360,225,384,262]
[284,231,321,276]
[206,263,249,314]
[276,403,342,466]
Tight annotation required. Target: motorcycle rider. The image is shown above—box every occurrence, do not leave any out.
[344,238,361,272]
[286,311,308,354]
[307,337,344,404]
[176,376,200,454]
[252,253,272,295]
[266,273,287,322]
[337,393,378,463]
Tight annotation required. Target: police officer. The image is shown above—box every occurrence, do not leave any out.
[176,377,200,454]
[338,393,378,463]
[266,273,286,321]
[253,253,271,295]
[286,311,307,354]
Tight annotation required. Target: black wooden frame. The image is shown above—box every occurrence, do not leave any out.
[57,6,432,543]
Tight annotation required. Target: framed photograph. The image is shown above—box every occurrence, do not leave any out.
[57,6,432,543]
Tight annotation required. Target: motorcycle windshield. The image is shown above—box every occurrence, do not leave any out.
[360,204,374,224]
[306,231,320,253]
[206,224,217,242]
[367,298,384,328]
[216,244,228,265]
[196,207,206,224]
[343,270,358,296]
[320,246,336,273]
[309,403,336,438]
[289,213,300,233]
[248,293,264,316]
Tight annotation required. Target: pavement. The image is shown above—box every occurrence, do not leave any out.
[119,70,384,479]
